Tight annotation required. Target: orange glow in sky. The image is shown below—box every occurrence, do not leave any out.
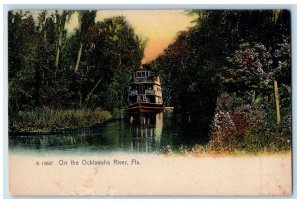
[95,10,195,63]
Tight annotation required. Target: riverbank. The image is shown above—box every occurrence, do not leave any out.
[9,153,292,195]
[9,107,112,134]
[161,144,292,157]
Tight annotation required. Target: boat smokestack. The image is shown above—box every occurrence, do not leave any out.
[141,64,151,70]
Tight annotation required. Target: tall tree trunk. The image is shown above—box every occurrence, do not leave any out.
[54,11,68,73]
[85,76,103,105]
[74,10,97,73]
[54,32,62,69]
[74,41,83,72]
[274,80,281,125]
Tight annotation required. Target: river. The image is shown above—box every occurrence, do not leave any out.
[9,111,208,155]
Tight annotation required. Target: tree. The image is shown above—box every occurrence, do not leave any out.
[60,16,144,109]
[8,12,41,112]
[54,11,74,72]
[88,16,145,109]
[74,10,97,73]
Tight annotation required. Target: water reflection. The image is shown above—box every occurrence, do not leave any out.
[129,113,163,152]
[9,111,207,154]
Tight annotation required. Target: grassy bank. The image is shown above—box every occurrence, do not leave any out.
[161,144,291,157]
[9,107,112,134]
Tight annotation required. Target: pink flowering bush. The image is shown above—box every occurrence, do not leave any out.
[208,92,291,152]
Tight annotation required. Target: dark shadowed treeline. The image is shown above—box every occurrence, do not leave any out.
[8,10,144,114]
[151,10,291,152]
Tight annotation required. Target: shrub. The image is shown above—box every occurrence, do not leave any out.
[160,145,173,155]
[191,144,206,155]
[179,145,190,154]
[208,92,291,153]
[208,93,237,152]
[9,107,112,133]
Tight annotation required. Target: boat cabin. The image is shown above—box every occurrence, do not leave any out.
[128,70,163,105]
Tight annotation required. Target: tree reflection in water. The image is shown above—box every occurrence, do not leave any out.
[129,113,163,152]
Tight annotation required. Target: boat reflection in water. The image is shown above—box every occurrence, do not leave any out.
[129,113,163,152]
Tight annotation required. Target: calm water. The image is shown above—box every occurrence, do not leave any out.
[9,111,208,155]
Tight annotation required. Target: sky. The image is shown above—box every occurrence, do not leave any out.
[65,10,196,63]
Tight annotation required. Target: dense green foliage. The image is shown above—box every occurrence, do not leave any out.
[152,10,291,151]
[9,11,144,130]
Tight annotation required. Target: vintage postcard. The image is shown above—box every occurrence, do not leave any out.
[7,8,292,196]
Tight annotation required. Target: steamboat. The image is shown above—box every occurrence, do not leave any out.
[127,66,165,115]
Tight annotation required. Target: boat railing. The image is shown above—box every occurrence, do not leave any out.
[137,94,150,103]
[129,90,138,95]
[133,78,159,83]
[145,90,154,95]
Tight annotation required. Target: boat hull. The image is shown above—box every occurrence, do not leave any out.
[127,102,165,115]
